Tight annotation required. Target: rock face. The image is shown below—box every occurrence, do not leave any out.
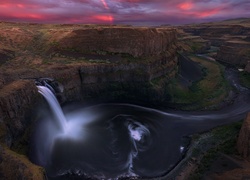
[216,41,250,66]
[179,19,250,67]
[51,27,176,57]
[0,145,45,180]
[42,27,178,102]
[181,24,250,46]
[245,61,250,73]
[176,30,211,54]
[0,80,38,146]
[45,42,177,103]
[237,113,250,160]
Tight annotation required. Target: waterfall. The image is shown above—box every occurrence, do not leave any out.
[37,86,67,132]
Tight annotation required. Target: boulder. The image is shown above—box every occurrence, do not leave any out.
[0,145,45,180]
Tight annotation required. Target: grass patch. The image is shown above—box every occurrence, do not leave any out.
[189,121,242,179]
[166,55,229,110]
[239,71,250,88]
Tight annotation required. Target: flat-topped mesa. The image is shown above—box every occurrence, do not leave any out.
[50,27,177,57]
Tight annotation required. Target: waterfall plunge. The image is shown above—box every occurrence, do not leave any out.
[37,86,67,132]
[34,86,153,178]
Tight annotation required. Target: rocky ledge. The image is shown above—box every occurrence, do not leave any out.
[179,18,250,68]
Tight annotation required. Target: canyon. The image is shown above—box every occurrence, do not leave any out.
[0,23,179,179]
[0,18,250,179]
[180,18,250,67]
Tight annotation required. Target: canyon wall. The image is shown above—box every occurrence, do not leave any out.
[181,25,250,45]
[237,113,250,160]
[43,27,178,103]
[0,25,178,146]
[49,27,176,57]
[0,25,177,179]
[180,21,250,67]
[216,41,250,66]
[0,80,38,146]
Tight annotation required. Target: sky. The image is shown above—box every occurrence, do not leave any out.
[0,0,249,25]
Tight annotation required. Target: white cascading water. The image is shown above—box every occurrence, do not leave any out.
[126,120,151,175]
[37,86,67,131]
[33,68,250,179]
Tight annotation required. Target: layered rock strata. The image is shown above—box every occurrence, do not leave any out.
[44,27,178,102]
[179,19,250,67]
[0,24,178,179]
[216,41,250,66]
[0,80,38,146]
[49,27,176,57]
[0,24,178,147]
[237,113,250,160]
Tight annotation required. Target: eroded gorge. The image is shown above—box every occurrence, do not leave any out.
[0,19,250,179]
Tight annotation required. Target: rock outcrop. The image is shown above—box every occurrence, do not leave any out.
[0,80,38,146]
[42,27,178,102]
[179,18,250,67]
[44,42,177,103]
[181,24,250,46]
[49,27,176,57]
[237,113,250,160]
[0,145,45,180]
[245,61,250,73]
[216,41,250,66]
[176,29,210,54]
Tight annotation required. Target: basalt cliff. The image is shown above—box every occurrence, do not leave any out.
[1,19,250,179]
[180,18,250,68]
[0,23,178,179]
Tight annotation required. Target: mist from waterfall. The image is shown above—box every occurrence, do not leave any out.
[37,86,67,132]
[34,86,154,179]
[31,69,250,179]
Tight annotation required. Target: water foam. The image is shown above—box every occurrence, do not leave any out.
[37,86,67,131]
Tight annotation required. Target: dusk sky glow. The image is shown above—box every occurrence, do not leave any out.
[0,0,249,25]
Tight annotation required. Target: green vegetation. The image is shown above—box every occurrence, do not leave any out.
[239,71,250,88]
[88,59,111,63]
[189,121,242,179]
[49,40,59,47]
[190,43,202,52]
[166,55,229,110]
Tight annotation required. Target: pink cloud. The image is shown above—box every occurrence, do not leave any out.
[0,0,248,25]
[101,0,109,9]
[178,2,193,10]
